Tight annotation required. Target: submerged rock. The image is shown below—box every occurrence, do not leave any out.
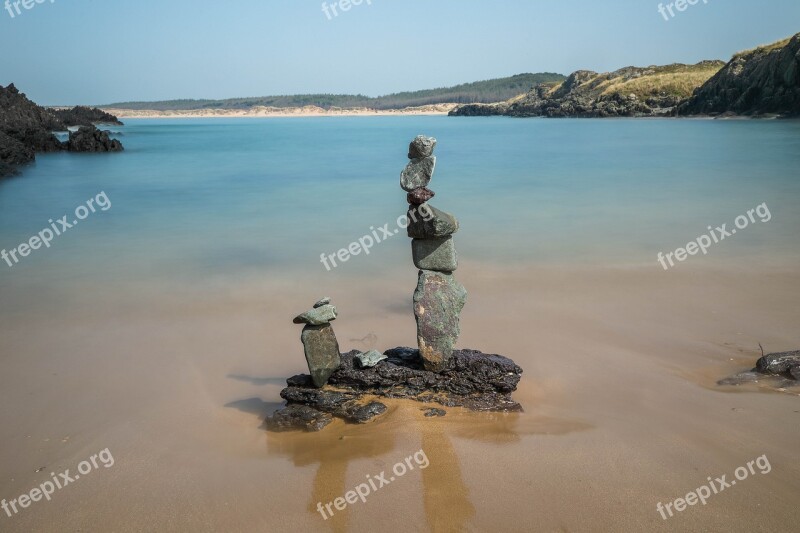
[423,408,446,417]
[300,324,341,387]
[67,126,123,153]
[718,350,800,389]
[756,350,800,376]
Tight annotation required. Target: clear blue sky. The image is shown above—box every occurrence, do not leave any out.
[1,0,798,105]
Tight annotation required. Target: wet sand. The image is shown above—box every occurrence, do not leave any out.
[0,262,799,531]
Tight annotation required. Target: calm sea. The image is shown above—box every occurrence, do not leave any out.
[1,117,799,303]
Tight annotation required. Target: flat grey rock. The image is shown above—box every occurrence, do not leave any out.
[412,236,458,272]
[293,304,337,325]
[355,350,388,368]
[400,156,436,192]
[313,297,331,308]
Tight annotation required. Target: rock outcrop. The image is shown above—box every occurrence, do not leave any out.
[67,126,124,153]
[718,350,800,389]
[0,83,125,176]
[265,347,523,432]
[678,33,800,117]
[0,131,35,177]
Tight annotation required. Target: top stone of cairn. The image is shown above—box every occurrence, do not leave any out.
[408,135,437,159]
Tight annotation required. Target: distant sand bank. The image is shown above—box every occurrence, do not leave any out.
[105,103,458,119]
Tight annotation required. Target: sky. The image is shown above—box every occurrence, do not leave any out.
[0,0,798,105]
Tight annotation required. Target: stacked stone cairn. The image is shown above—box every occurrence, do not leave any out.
[401,135,467,373]
[264,137,523,432]
[292,297,340,388]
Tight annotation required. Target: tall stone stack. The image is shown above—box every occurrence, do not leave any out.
[401,136,467,373]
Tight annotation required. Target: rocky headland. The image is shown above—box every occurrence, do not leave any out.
[450,62,724,118]
[450,32,800,118]
[0,84,124,177]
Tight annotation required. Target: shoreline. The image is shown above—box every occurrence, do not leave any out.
[102,103,458,119]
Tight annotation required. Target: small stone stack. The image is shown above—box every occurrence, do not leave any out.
[293,297,341,387]
[400,136,467,373]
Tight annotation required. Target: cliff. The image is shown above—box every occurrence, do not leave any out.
[678,33,800,117]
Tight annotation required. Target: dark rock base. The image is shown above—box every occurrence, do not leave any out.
[266,347,524,432]
[718,350,800,389]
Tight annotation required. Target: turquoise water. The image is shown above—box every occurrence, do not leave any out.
[1,117,799,297]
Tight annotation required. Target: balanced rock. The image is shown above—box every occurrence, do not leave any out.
[301,323,341,387]
[407,187,436,205]
[293,304,337,326]
[355,350,388,368]
[413,270,467,372]
[408,135,437,159]
[313,296,331,308]
[407,204,459,239]
[412,236,458,272]
[400,156,436,192]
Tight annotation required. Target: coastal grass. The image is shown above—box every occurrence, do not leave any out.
[598,62,725,99]
[733,35,794,59]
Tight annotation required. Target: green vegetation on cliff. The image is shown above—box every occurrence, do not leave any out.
[452,61,724,117]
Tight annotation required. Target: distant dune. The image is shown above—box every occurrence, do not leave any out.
[99,73,566,113]
[105,103,459,119]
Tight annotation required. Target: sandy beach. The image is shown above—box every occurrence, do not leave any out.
[102,104,458,120]
[1,261,798,532]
